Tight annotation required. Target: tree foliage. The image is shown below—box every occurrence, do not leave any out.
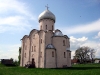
[74,46,95,63]
[18,47,21,65]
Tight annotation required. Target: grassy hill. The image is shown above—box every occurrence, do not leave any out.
[0,63,100,75]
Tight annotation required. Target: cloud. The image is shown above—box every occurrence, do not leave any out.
[0,44,20,60]
[70,36,100,59]
[63,19,100,34]
[95,32,100,39]
[70,36,88,43]
[0,0,37,33]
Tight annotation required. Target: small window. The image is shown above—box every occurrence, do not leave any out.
[40,52,42,57]
[63,40,65,46]
[33,35,35,39]
[25,53,26,58]
[34,46,36,52]
[52,51,54,57]
[32,46,33,52]
[64,52,66,58]
[46,25,47,30]
[41,39,42,43]
[52,25,53,30]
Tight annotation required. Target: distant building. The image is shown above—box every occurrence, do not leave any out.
[94,59,100,63]
[20,6,71,68]
[1,59,13,65]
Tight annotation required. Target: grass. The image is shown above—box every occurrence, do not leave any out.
[0,63,100,75]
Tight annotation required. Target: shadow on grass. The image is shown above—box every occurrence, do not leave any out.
[53,67,100,70]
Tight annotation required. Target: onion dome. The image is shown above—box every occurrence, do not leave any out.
[38,9,56,23]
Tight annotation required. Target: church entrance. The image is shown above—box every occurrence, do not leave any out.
[32,58,35,68]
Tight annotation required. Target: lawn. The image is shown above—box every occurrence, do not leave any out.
[0,63,100,75]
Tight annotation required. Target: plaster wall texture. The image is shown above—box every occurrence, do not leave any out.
[53,37,69,68]
[46,49,56,68]
[39,19,54,31]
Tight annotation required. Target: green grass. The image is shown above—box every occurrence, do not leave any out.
[0,63,100,75]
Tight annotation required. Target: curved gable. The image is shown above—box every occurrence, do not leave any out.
[21,35,28,40]
[29,29,38,38]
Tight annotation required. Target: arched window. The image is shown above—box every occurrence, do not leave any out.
[41,39,42,43]
[34,46,36,52]
[64,52,66,58]
[46,25,47,30]
[25,53,26,58]
[52,25,53,30]
[52,51,54,57]
[63,40,65,46]
[32,46,33,52]
[40,52,42,57]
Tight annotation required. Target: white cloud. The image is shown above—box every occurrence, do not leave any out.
[70,36,88,43]
[0,44,20,60]
[70,36,100,59]
[0,0,37,33]
[63,19,100,34]
[95,32,100,39]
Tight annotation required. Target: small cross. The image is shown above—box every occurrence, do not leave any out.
[45,4,49,10]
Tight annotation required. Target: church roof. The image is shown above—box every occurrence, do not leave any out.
[46,44,55,49]
[38,9,56,23]
[66,47,70,50]
[21,35,28,40]
[54,29,63,36]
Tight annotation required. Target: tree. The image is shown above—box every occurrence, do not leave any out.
[18,47,21,65]
[74,46,95,63]
[89,48,95,63]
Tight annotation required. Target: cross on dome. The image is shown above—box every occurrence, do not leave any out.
[45,4,49,10]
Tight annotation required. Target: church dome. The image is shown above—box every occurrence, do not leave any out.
[38,9,56,22]
[54,30,63,36]
[46,44,55,49]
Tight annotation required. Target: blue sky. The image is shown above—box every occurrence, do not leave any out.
[0,0,100,60]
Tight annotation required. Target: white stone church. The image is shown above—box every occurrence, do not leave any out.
[20,6,71,68]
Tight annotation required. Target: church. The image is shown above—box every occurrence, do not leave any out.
[20,6,71,68]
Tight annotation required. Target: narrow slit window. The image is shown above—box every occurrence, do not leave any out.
[32,46,33,52]
[41,52,42,57]
[25,53,26,57]
[46,25,47,30]
[63,40,65,46]
[64,52,66,58]
[52,25,53,30]
[41,39,42,43]
[34,46,36,52]
[52,51,54,57]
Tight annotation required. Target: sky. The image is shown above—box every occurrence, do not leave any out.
[0,0,100,60]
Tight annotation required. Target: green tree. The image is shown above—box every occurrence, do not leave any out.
[74,46,95,63]
[18,47,21,65]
